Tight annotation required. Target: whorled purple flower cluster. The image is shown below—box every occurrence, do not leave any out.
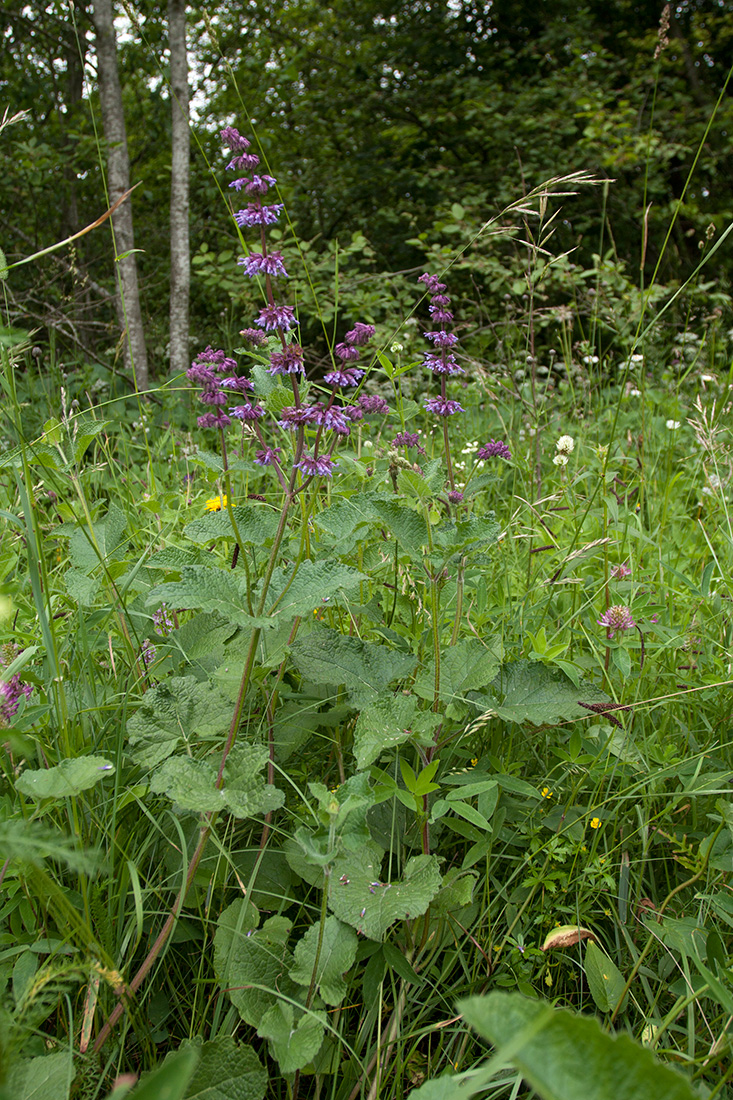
[477,439,512,461]
[186,345,254,431]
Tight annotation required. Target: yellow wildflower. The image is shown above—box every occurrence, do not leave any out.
[205,494,227,512]
[590,816,602,829]
[541,786,553,799]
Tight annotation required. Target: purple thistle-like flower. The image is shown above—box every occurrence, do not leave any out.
[239,327,268,346]
[477,439,512,461]
[0,675,32,723]
[255,446,283,466]
[229,403,265,421]
[418,273,446,294]
[448,490,464,504]
[238,251,288,278]
[345,323,376,346]
[255,304,298,332]
[197,411,232,430]
[425,330,459,348]
[597,604,636,638]
[297,452,339,477]
[335,342,361,362]
[269,345,304,375]
[358,394,390,415]
[611,562,632,580]
[324,367,364,387]
[424,397,464,417]
[424,352,464,376]
[220,375,255,393]
[235,204,284,227]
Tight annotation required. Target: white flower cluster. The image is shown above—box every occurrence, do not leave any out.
[666,419,681,430]
[553,434,575,466]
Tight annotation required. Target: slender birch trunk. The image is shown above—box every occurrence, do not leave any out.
[168,0,190,377]
[91,0,149,391]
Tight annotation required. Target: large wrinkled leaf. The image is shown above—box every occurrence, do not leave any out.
[481,660,610,727]
[414,638,503,718]
[67,502,127,573]
[123,1045,199,1100]
[263,560,368,620]
[329,842,442,941]
[366,497,429,553]
[214,902,293,1027]
[184,505,280,547]
[15,756,115,801]
[146,567,263,629]
[289,917,358,1005]
[149,745,283,819]
[257,1002,326,1074]
[127,676,233,768]
[179,1037,267,1100]
[353,694,440,769]
[5,1051,73,1100]
[433,513,500,555]
[290,624,416,706]
[453,992,699,1100]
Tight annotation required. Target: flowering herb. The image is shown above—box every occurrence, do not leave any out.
[597,604,636,638]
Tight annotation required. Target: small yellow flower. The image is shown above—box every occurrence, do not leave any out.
[590,816,602,829]
[541,786,553,799]
[470,757,478,767]
[205,494,227,512]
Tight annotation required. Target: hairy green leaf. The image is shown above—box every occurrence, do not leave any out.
[184,505,279,546]
[127,676,233,768]
[214,902,293,1027]
[290,624,415,706]
[482,660,611,727]
[289,916,358,1005]
[15,756,115,801]
[179,1037,267,1100]
[257,1003,326,1074]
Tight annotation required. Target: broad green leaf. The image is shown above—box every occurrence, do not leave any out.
[184,505,279,546]
[127,676,233,768]
[263,560,368,619]
[0,820,99,872]
[73,419,110,463]
[289,916,358,1005]
[16,756,115,801]
[584,941,628,1013]
[147,547,204,569]
[315,497,373,541]
[481,660,611,727]
[178,1037,267,1100]
[290,624,415,706]
[126,1046,200,1100]
[67,502,127,573]
[146,567,261,629]
[414,638,503,718]
[434,514,500,554]
[257,1002,326,1074]
[458,991,699,1100]
[149,745,283,819]
[329,842,442,941]
[65,567,100,605]
[367,497,429,552]
[6,1051,73,1100]
[214,902,293,1027]
[353,693,439,769]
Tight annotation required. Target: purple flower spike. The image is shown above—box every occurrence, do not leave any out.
[221,126,251,152]
[297,452,339,477]
[448,490,464,504]
[324,367,364,387]
[190,346,237,374]
[220,375,255,393]
[358,394,390,415]
[477,440,512,461]
[197,411,231,430]
[235,204,284,227]
[240,174,277,195]
[424,397,464,417]
[418,273,447,294]
[597,605,636,638]
[343,405,363,422]
[239,328,269,346]
[0,675,32,723]
[255,447,283,466]
[393,431,422,449]
[321,407,351,435]
[424,352,463,376]
[238,251,288,278]
[199,388,229,406]
[345,323,376,346]
[335,342,361,362]
[429,305,454,324]
[229,403,265,421]
[269,345,304,375]
[255,304,298,331]
[425,330,459,348]
[279,403,322,429]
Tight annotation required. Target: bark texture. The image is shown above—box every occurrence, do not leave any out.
[91,0,149,390]
[168,0,190,377]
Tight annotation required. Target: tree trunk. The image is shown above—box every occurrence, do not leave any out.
[91,0,149,391]
[168,0,190,377]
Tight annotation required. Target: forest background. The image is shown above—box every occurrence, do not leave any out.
[3,0,733,387]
